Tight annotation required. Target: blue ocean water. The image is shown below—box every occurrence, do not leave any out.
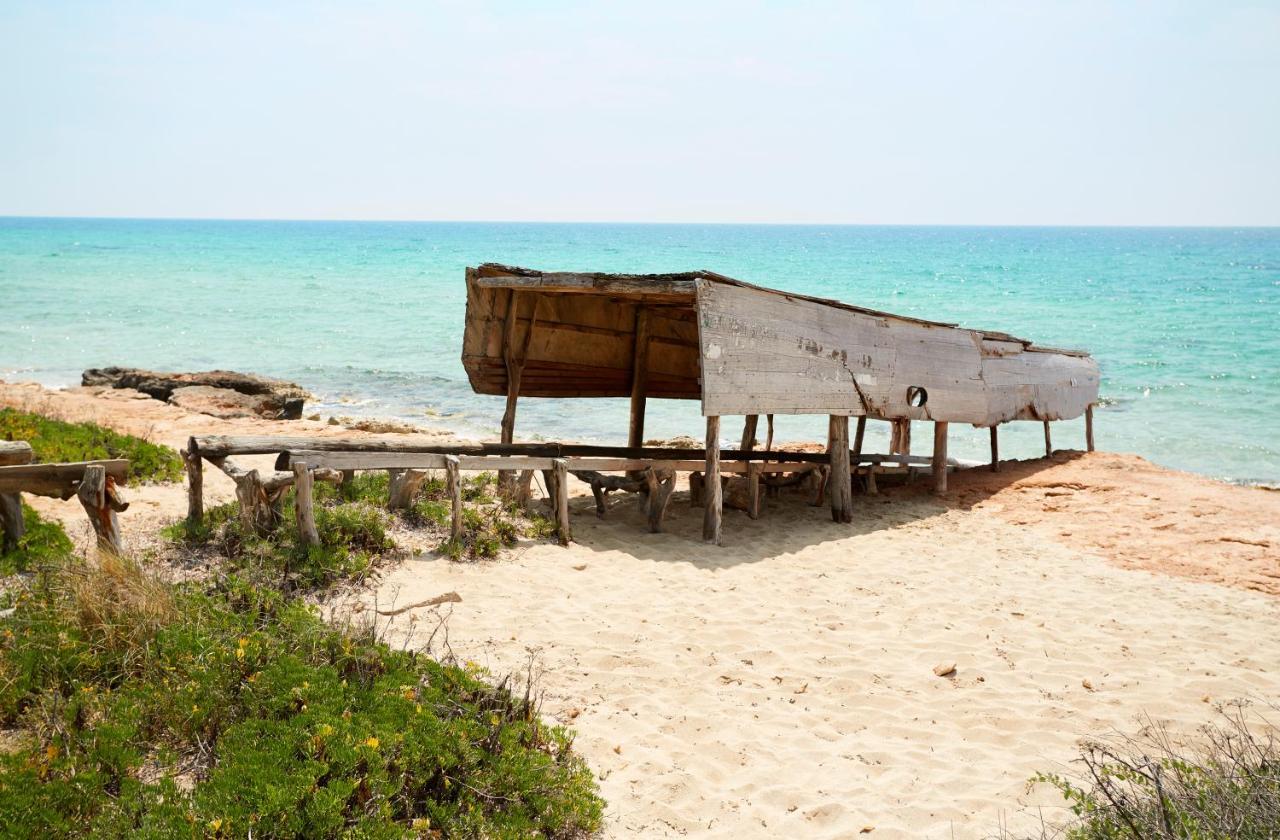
[1,218,1277,483]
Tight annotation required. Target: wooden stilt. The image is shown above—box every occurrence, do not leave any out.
[890,418,911,456]
[628,307,650,449]
[989,426,1000,472]
[499,292,542,496]
[746,461,762,519]
[444,455,463,541]
[292,462,321,547]
[233,468,270,536]
[553,458,570,545]
[808,464,829,507]
[932,421,948,495]
[703,416,722,544]
[689,471,704,507]
[1085,405,1095,452]
[764,414,775,452]
[183,439,203,527]
[740,415,759,452]
[77,464,126,554]
[0,492,22,554]
[828,415,852,523]
[642,468,676,532]
[1043,420,1052,458]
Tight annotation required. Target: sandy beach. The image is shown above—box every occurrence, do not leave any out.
[4,378,1279,838]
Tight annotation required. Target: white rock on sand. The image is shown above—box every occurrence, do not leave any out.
[4,379,1279,839]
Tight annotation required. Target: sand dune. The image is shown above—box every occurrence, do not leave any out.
[5,379,1279,838]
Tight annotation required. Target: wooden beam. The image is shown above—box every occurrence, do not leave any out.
[628,307,650,449]
[444,455,463,541]
[1085,404,1095,452]
[828,415,852,523]
[292,463,321,547]
[703,416,722,545]
[932,421,949,495]
[1043,420,1052,458]
[471,272,698,301]
[553,458,570,545]
[0,442,33,467]
[990,425,1000,472]
[0,459,129,485]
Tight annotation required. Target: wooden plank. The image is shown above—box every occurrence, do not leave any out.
[703,416,722,544]
[553,458,570,545]
[0,442,33,467]
[695,279,1099,422]
[932,421,948,495]
[472,272,698,300]
[444,455,463,540]
[292,463,321,547]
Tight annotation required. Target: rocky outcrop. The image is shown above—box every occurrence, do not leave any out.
[82,367,308,420]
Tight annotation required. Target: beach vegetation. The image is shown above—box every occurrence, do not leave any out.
[1026,706,1280,839]
[0,408,183,484]
[0,504,74,575]
[0,554,605,838]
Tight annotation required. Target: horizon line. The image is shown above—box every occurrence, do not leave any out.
[2,213,1279,230]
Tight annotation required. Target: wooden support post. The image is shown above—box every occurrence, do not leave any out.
[989,426,1000,473]
[340,470,355,499]
[444,455,463,541]
[764,414,775,452]
[808,465,829,507]
[740,415,759,453]
[292,462,321,547]
[828,415,852,523]
[77,464,125,554]
[689,471,704,507]
[183,441,203,527]
[234,468,269,536]
[553,458,570,545]
[865,467,878,495]
[746,461,762,520]
[852,416,867,464]
[890,418,911,456]
[641,468,676,533]
[1043,420,1052,458]
[628,307,650,450]
[387,469,428,510]
[499,292,541,496]
[703,416,722,545]
[1085,405,1095,452]
[0,492,22,554]
[932,421,949,495]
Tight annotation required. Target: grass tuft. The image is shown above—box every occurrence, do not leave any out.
[0,408,183,484]
[1023,705,1280,839]
[0,505,74,575]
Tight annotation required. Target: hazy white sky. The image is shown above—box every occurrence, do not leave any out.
[2,1,1277,225]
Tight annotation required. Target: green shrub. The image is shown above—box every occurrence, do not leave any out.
[0,409,183,484]
[166,493,393,590]
[0,559,604,838]
[1025,707,1280,839]
[0,505,73,575]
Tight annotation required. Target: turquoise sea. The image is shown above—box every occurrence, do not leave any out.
[1,218,1277,484]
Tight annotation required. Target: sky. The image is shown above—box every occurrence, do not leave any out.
[1,1,1277,225]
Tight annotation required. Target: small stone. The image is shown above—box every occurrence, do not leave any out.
[572,564,587,571]
[1082,679,1094,691]
[933,663,957,678]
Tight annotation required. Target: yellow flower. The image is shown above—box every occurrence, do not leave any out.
[208,817,223,831]
[364,736,380,749]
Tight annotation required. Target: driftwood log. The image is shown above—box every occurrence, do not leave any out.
[76,464,128,553]
[292,463,321,547]
[388,469,430,510]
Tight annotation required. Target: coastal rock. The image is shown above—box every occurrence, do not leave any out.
[167,386,286,420]
[81,366,307,420]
